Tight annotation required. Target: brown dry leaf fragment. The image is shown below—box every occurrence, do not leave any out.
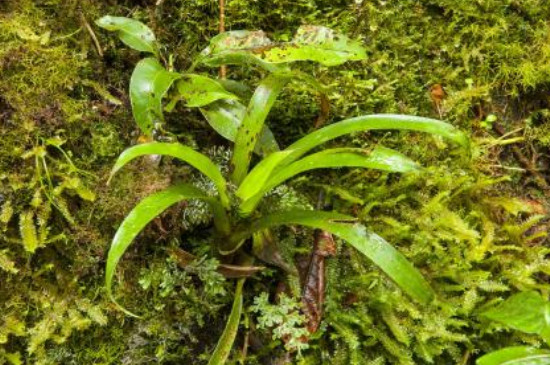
[300,230,336,333]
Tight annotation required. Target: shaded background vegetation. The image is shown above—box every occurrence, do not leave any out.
[1,0,550,363]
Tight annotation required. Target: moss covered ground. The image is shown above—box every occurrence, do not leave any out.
[1,0,550,364]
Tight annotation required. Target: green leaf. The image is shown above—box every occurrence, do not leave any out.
[200,30,283,72]
[106,184,227,316]
[109,142,231,209]
[175,74,239,107]
[264,25,366,66]
[95,16,158,55]
[200,26,366,69]
[130,58,181,135]
[238,147,419,216]
[230,74,290,184]
[208,279,245,365]
[477,346,550,365]
[281,114,469,168]
[200,100,279,156]
[481,291,550,344]
[225,210,434,304]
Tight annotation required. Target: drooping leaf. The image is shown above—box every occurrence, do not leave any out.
[238,147,420,216]
[208,279,245,365]
[106,184,228,316]
[200,100,280,156]
[481,291,550,344]
[477,346,550,365]
[225,210,434,304]
[130,58,181,135]
[230,74,290,184]
[109,142,231,209]
[200,26,366,69]
[96,16,158,55]
[175,74,238,107]
[280,114,469,168]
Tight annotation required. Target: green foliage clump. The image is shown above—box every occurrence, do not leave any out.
[2,0,550,363]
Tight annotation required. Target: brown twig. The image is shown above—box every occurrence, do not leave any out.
[80,14,103,57]
[169,247,265,278]
[313,93,330,129]
[219,0,227,78]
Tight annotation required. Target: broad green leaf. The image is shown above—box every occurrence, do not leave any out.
[200,30,283,72]
[230,74,290,184]
[224,210,434,304]
[106,184,228,316]
[96,16,158,55]
[200,26,366,69]
[200,100,280,156]
[236,150,294,202]
[208,279,245,365]
[281,114,469,168]
[130,58,181,135]
[175,74,238,108]
[218,79,252,99]
[238,147,420,216]
[109,142,231,209]
[477,346,550,365]
[481,291,550,344]
[264,25,366,66]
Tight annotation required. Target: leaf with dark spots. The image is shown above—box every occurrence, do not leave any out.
[200,99,280,156]
[230,74,290,184]
[200,25,366,70]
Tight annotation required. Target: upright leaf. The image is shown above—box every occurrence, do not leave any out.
[96,16,158,55]
[200,100,280,156]
[130,58,181,135]
[225,210,434,304]
[238,147,420,216]
[481,291,550,344]
[109,142,231,209]
[230,74,290,184]
[208,279,245,365]
[236,150,294,202]
[477,346,550,365]
[106,184,228,316]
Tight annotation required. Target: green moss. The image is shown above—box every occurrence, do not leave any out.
[2,0,550,363]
